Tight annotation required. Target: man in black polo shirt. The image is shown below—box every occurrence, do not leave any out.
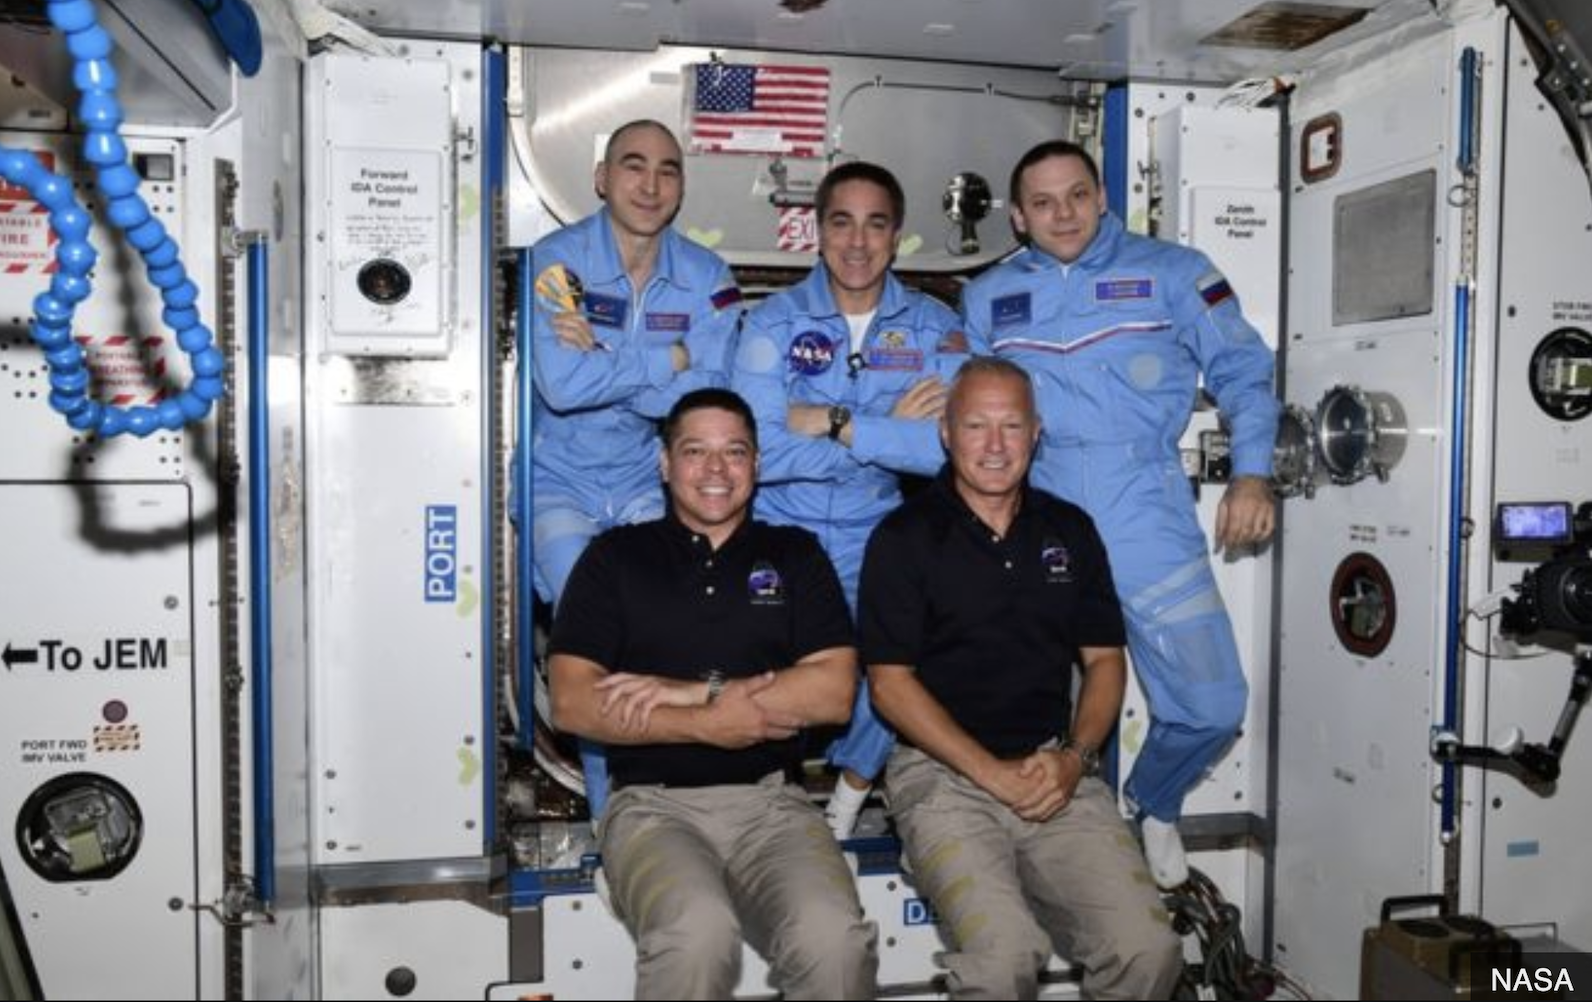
[861,358,1181,1000]
[549,387,878,1000]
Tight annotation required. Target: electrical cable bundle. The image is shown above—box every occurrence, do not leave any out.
[1165,868,1313,1000]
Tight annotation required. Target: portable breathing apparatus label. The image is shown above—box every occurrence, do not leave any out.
[75,333,168,406]
[424,505,458,603]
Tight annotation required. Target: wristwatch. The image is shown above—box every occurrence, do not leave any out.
[703,669,727,705]
[1060,738,1101,776]
[826,404,852,441]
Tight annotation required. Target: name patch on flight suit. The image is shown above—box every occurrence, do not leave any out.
[1094,278,1154,302]
[991,292,1032,327]
[789,330,836,375]
[646,312,691,333]
[866,329,923,371]
[582,292,628,329]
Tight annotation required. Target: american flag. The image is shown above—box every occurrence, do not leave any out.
[687,62,830,158]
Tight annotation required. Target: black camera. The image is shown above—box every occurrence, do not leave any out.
[1495,501,1592,640]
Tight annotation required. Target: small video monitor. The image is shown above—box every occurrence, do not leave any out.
[1495,501,1574,545]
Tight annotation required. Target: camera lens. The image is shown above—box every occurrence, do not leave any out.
[357,258,412,305]
[1538,559,1592,635]
[1562,565,1592,625]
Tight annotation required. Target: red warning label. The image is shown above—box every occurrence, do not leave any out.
[76,334,170,407]
[0,150,59,274]
[0,150,54,201]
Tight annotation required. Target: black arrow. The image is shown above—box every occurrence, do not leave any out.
[3,644,39,670]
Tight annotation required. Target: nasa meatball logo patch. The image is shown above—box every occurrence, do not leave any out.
[788,330,836,375]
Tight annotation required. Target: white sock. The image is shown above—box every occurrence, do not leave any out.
[1142,816,1189,889]
[824,779,869,840]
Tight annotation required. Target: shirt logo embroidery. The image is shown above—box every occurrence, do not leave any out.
[1041,538,1073,582]
[748,561,785,605]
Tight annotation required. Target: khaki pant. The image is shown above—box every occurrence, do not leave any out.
[600,774,879,1000]
[885,747,1181,1001]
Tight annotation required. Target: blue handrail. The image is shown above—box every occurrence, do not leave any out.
[246,239,275,903]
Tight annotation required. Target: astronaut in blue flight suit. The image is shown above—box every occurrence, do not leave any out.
[962,140,1279,888]
[530,119,742,814]
[732,161,966,838]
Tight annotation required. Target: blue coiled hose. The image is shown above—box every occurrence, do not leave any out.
[0,0,226,437]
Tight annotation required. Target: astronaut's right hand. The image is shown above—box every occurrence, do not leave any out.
[978,755,1068,822]
[550,311,601,352]
[701,671,802,749]
[890,376,948,421]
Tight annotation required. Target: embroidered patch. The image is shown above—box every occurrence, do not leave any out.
[582,291,628,329]
[646,312,691,333]
[748,561,785,605]
[711,285,743,311]
[991,292,1032,327]
[788,330,836,375]
[936,329,970,353]
[1196,270,1234,308]
[866,347,924,371]
[1094,277,1153,302]
[534,264,582,314]
[1040,538,1073,582]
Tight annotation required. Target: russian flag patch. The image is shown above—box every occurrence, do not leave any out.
[1197,270,1234,308]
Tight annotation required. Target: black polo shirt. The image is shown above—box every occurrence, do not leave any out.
[550,512,854,789]
[858,470,1125,757]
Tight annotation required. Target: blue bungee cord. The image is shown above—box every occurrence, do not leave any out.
[0,0,226,437]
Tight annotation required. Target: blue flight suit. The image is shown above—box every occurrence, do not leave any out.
[733,264,967,778]
[529,207,742,813]
[961,212,1279,822]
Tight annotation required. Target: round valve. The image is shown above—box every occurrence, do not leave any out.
[1527,327,1592,422]
[1329,552,1397,657]
[1271,403,1319,499]
[1315,385,1407,485]
[16,773,143,882]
